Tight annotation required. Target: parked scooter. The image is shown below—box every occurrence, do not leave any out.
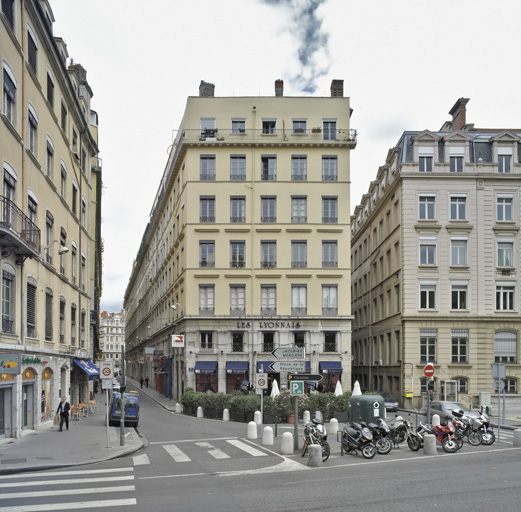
[302,417,330,462]
[339,422,376,459]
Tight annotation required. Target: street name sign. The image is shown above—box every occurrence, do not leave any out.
[269,361,306,373]
[100,361,114,380]
[290,381,305,396]
[423,363,435,378]
[271,347,305,360]
[288,373,323,382]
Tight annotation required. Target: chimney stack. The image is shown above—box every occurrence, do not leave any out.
[275,79,284,97]
[330,79,344,97]
[199,80,215,97]
[448,97,470,131]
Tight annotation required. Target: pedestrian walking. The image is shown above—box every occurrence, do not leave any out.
[145,377,149,388]
[140,377,144,389]
[56,396,70,432]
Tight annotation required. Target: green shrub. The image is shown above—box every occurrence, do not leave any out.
[227,394,260,415]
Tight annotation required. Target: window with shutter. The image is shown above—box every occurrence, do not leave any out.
[45,289,53,341]
[26,282,37,337]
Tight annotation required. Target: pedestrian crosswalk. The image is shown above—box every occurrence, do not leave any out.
[135,437,270,466]
[0,467,137,511]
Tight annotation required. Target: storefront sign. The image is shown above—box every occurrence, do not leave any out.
[0,352,21,375]
[21,356,49,365]
[236,320,301,330]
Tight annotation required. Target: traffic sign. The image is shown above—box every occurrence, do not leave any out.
[423,363,435,378]
[100,361,114,380]
[271,347,305,360]
[171,334,185,348]
[494,378,505,393]
[492,362,506,380]
[256,373,268,390]
[290,381,305,396]
[288,373,322,382]
[269,361,306,373]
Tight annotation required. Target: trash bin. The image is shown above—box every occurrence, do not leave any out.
[348,394,386,424]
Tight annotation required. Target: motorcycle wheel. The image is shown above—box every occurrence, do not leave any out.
[322,442,331,462]
[442,437,460,453]
[361,444,376,459]
[393,426,406,444]
[468,431,482,446]
[376,438,393,455]
[407,435,422,452]
[481,430,495,445]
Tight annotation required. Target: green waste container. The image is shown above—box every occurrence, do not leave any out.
[348,394,386,424]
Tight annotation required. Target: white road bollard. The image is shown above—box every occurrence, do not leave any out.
[174,403,182,414]
[431,414,440,427]
[280,432,294,455]
[254,410,262,425]
[315,411,323,422]
[223,408,230,422]
[196,406,203,418]
[328,418,339,436]
[247,421,257,440]
[262,426,274,446]
[303,410,310,424]
[307,444,323,467]
[423,433,437,456]
[513,429,521,447]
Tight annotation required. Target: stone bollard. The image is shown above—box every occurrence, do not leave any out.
[174,403,183,414]
[432,414,440,427]
[423,433,437,455]
[280,432,294,455]
[303,410,310,424]
[254,410,262,425]
[196,406,203,418]
[247,421,257,440]
[307,444,323,467]
[513,429,521,447]
[328,418,339,436]
[223,408,230,421]
[315,411,323,422]
[263,426,274,446]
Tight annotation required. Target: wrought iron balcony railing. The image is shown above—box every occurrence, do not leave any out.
[0,196,41,257]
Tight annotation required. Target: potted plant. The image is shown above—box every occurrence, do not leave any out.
[311,127,322,133]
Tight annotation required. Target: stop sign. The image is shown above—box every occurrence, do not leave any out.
[423,363,435,378]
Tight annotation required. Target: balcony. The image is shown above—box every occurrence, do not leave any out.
[0,196,41,259]
[261,261,276,269]
[2,316,14,334]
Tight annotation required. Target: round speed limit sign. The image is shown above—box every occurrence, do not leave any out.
[102,367,111,377]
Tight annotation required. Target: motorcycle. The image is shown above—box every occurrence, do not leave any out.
[389,415,422,450]
[339,421,376,459]
[365,418,393,454]
[302,417,330,462]
[451,410,483,446]
[476,411,495,445]
[417,420,462,453]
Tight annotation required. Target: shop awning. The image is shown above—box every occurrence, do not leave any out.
[194,361,218,374]
[72,359,99,378]
[226,361,249,373]
[319,361,343,373]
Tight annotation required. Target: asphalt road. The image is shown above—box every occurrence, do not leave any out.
[2,391,521,511]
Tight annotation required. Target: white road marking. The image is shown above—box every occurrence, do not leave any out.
[226,439,267,457]
[150,436,235,445]
[0,475,134,489]
[132,453,150,465]
[163,444,191,462]
[195,441,230,459]
[0,499,137,511]
[0,468,133,480]
[0,485,135,500]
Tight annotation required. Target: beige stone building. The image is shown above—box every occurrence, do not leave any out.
[99,310,125,369]
[351,98,521,408]
[125,80,355,400]
[0,0,102,438]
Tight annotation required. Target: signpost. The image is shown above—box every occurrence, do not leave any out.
[290,380,305,449]
[271,347,305,360]
[269,361,306,373]
[255,373,268,423]
[423,363,435,423]
[288,373,323,382]
[492,362,506,443]
[100,360,114,449]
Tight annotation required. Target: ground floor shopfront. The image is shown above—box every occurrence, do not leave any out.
[0,350,98,439]
[129,316,352,401]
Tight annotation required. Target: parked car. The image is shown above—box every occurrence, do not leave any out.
[112,378,120,391]
[382,394,399,412]
[109,391,139,427]
[429,401,480,421]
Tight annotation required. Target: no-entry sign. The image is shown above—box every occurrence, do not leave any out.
[423,363,435,378]
[100,361,114,380]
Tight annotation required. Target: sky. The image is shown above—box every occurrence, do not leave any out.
[50,0,521,312]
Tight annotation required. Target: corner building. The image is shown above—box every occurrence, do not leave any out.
[351,98,521,407]
[0,0,102,438]
[125,80,355,399]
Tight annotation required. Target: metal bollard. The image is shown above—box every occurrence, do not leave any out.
[280,432,294,455]
[423,433,437,455]
[196,406,203,418]
[262,426,274,446]
[222,408,230,421]
[254,410,262,425]
[513,429,521,447]
[247,421,257,440]
[328,418,339,436]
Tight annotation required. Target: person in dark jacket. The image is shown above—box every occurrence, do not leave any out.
[140,377,144,389]
[145,377,149,388]
[56,396,70,432]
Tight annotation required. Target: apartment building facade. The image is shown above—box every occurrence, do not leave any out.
[125,80,355,400]
[351,98,521,407]
[0,0,102,438]
[99,310,125,368]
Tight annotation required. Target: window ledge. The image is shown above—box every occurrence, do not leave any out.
[1,114,22,143]
[414,222,442,231]
[493,224,519,233]
[447,364,472,369]
[449,265,470,270]
[26,149,41,170]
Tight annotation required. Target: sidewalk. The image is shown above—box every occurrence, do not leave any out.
[126,377,179,412]
[0,403,143,474]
